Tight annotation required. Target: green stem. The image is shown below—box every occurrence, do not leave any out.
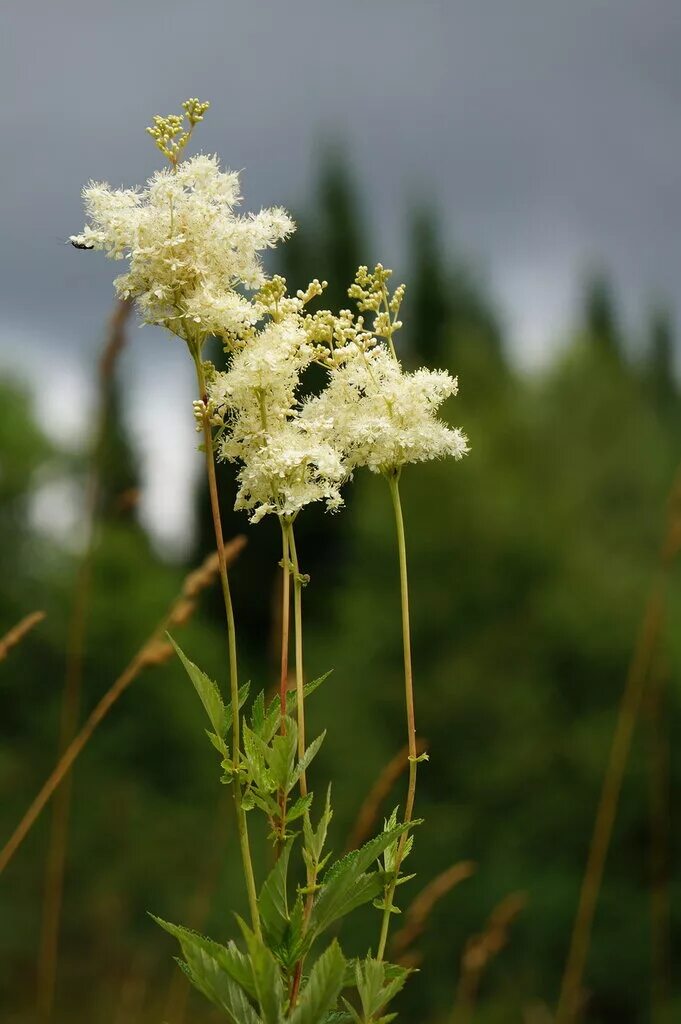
[192,347,261,939]
[377,471,418,962]
[277,517,291,849]
[286,520,307,798]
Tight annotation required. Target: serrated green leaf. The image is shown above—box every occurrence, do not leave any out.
[259,840,292,947]
[268,719,298,791]
[280,894,306,971]
[356,956,409,1021]
[170,637,226,741]
[237,917,285,1024]
[291,731,326,792]
[152,916,259,1022]
[310,821,417,939]
[286,792,314,824]
[304,785,332,865]
[206,729,227,755]
[243,725,277,794]
[323,1011,354,1024]
[261,672,332,745]
[289,941,346,1024]
[251,690,266,733]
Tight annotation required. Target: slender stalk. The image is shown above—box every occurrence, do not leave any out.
[277,518,291,847]
[38,299,130,1020]
[286,520,307,797]
[192,349,261,938]
[285,519,315,1008]
[555,582,664,1023]
[346,739,427,852]
[0,610,46,662]
[648,659,671,1024]
[556,467,681,1023]
[0,548,236,875]
[377,471,418,961]
[279,519,291,728]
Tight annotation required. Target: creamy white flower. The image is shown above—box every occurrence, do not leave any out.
[230,421,345,522]
[303,343,469,475]
[208,315,346,522]
[71,155,294,339]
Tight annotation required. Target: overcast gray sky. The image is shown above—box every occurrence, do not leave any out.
[3,0,681,548]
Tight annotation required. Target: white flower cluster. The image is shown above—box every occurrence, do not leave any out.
[207,309,345,522]
[71,100,468,526]
[70,154,293,339]
[303,344,469,476]
[205,268,468,523]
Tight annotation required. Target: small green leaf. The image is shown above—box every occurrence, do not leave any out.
[286,793,314,824]
[289,941,346,1024]
[243,725,277,794]
[170,637,226,742]
[237,917,285,1024]
[291,731,326,792]
[310,821,418,939]
[251,689,266,733]
[268,719,298,791]
[259,840,292,946]
[152,916,259,1022]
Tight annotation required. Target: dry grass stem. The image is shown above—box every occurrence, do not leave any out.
[0,541,243,878]
[163,790,232,1024]
[555,467,681,1024]
[647,658,671,1022]
[0,611,46,663]
[37,299,132,1020]
[346,739,428,852]
[453,891,527,1023]
[391,861,476,963]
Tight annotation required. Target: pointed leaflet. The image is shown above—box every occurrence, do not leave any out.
[258,839,292,947]
[180,950,261,1024]
[289,941,346,1024]
[291,731,326,791]
[309,820,417,939]
[152,916,256,999]
[152,917,259,1023]
[170,636,226,742]
[260,672,333,743]
[238,917,285,1024]
[354,957,409,1022]
[268,717,298,792]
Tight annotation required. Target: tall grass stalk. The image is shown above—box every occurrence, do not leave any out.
[37,299,130,1019]
[0,610,45,663]
[648,658,671,1024]
[555,468,681,1023]
[0,546,238,875]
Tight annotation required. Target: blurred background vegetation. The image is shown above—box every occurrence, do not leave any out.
[1,155,680,1024]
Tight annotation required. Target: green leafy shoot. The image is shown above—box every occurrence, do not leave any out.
[289,941,346,1024]
[169,635,250,765]
[343,956,409,1024]
[308,819,420,942]
[373,809,415,914]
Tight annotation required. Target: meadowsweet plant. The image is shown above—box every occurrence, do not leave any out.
[71,99,468,1023]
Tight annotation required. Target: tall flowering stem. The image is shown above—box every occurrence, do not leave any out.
[286,520,308,799]
[192,346,261,939]
[377,469,419,960]
[277,517,291,848]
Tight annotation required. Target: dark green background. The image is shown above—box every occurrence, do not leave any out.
[1,159,680,1024]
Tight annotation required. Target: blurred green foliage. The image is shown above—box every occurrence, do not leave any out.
[1,158,680,1024]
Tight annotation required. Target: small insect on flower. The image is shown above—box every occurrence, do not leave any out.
[68,236,94,250]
